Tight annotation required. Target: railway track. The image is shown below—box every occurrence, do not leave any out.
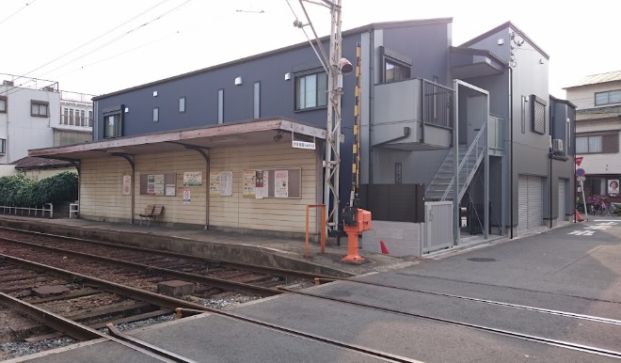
[1,225,619,361]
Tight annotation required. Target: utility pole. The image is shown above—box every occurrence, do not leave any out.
[324,0,343,234]
[289,0,348,235]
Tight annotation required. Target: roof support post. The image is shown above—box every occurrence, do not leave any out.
[111,153,136,225]
[166,142,210,230]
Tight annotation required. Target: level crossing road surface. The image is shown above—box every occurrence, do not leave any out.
[15,219,621,362]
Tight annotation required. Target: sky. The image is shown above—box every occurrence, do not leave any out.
[1,0,619,98]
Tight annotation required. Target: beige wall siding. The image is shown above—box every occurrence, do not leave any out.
[79,141,320,234]
[566,80,621,109]
[135,150,207,226]
[80,158,131,221]
[209,142,319,233]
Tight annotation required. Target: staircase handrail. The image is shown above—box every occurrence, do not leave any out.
[441,121,488,201]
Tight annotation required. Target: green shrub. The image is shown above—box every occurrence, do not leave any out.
[0,172,78,207]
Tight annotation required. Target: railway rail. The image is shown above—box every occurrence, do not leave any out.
[1,225,620,361]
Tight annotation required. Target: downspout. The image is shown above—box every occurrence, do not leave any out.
[549,150,553,228]
[509,67,514,239]
[573,108,577,223]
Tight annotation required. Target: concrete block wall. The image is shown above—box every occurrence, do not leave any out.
[361,220,424,257]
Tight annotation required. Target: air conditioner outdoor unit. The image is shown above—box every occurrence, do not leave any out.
[552,138,564,153]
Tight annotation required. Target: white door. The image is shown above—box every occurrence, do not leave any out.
[518,175,543,234]
[558,179,566,222]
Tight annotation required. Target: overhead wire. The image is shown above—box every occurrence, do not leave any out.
[0,0,176,96]
[0,0,39,27]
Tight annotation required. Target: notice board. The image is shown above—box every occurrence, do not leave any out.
[139,173,176,196]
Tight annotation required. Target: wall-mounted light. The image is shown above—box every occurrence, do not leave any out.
[497,38,505,45]
[153,91,158,97]
[284,72,292,81]
[124,107,130,113]
[234,76,243,86]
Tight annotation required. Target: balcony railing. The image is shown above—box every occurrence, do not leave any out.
[422,79,453,129]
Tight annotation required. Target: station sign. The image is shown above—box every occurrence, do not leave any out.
[292,139,316,150]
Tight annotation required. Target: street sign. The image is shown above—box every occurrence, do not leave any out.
[576,156,584,166]
[576,168,586,177]
[577,175,586,182]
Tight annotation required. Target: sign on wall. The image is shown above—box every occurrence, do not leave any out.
[183,171,202,186]
[608,179,619,196]
[147,174,165,195]
[139,173,176,196]
[183,188,191,204]
[209,171,233,196]
[255,170,268,199]
[243,170,256,197]
[274,170,289,198]
[122,175,131,195]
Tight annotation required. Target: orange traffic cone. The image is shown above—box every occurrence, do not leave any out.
[576,210,584,222]
[379,240,390,255]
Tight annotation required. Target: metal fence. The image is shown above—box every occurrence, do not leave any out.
[0,204,54,218]
[422,79,453,128]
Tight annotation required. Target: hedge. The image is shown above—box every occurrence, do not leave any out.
[0,172,78,207]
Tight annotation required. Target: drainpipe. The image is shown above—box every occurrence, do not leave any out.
[509,67,514,239]
[573,108,577,223]
[549,150,553,228]
[368,30,375,186]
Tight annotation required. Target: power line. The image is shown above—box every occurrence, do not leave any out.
[0,0,175,96]
[39,0,192,79]
[0,0,39,27]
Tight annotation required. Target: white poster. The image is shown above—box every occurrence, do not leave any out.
[255,170,268,199]
[274,170,289,198]
[242,170,256,197]
[219,171,233,196]
[122,175,131,195]
[183,188,191,204]
[209,172,220,195]
[165,184,176,197]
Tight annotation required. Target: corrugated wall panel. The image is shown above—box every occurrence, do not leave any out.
[79,141,320,234]
[80,158,132,221]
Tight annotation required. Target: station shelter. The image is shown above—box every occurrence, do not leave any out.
[29,118,325,236]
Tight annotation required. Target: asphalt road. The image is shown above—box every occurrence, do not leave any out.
[20,219,621,362]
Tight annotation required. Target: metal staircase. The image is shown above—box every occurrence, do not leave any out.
[425,121,487,202]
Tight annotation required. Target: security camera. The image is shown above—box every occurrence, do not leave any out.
[338,58,353,73]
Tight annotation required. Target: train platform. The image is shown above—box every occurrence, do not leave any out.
[4,218,621,362]
[0,216,413,277]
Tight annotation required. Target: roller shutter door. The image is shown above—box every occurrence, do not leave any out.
[558,180,566,222]
[518,175,543,234]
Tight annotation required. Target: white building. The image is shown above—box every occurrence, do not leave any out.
[0,73,93,168]
[56,90,94,146]
[0,75,60,164]
[565,70,621,200]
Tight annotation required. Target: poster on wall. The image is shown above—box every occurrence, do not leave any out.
[242,170,256,197]
[255,170,268,199]
[122,175,131,195]
[183,171,202,186]
[220,171,233,196]
[274,170,289,198]
[209,172,220,195]
[146,174,165,195]
[165,184,176,196]
[183,188,191,204]
[608,179,619,196]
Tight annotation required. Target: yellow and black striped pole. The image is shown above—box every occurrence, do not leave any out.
[350,43,362,207]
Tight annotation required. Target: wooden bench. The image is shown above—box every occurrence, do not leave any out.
[138,204,164,225]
